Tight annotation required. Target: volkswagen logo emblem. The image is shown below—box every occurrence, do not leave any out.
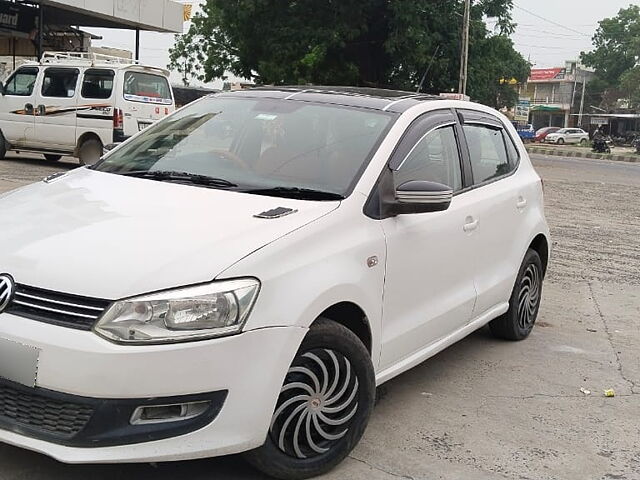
[0,274,15,313]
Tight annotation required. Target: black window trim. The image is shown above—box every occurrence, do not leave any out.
[41,67,80,98]
[455,108,521,193]
[3,66,39,97]
[81,68,116,100]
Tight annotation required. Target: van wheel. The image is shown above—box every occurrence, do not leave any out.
[44,154,62,162]
[244,319,375,480]
[0,131,7,159]
[489,249,543,341]
[78,138,103,166]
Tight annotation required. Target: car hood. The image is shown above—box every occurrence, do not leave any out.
[0,169,339,299]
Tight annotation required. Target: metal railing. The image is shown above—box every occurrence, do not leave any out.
[41,51,140,66]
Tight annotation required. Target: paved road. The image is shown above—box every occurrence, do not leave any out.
[0,153,638,480]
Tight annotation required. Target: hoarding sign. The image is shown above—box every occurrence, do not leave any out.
[529,68,566,82]
[515,98,530,122]
[0,3,38,34]
[590,117,608,125]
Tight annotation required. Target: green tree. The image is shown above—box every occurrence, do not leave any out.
[169,0,529,108]
[581,5,640,107]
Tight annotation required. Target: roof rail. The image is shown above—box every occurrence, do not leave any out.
[41,51,140,66]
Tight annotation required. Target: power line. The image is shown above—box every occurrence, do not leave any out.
[514,5,592,37]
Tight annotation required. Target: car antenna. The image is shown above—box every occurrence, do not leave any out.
[417,45,440,93]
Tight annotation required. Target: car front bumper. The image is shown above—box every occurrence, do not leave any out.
[0,312,306,463]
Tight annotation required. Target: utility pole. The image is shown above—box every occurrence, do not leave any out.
[578,77,586,128]
[458,0,471,95]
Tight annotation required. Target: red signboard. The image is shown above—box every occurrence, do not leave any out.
[529,68,566,82]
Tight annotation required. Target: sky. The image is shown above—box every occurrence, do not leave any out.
[82,0,635,87]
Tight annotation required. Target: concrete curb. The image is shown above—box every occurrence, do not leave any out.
[525,145,639,163]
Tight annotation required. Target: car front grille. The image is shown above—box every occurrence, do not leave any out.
[5,284,111,330]
[0,382,94,438]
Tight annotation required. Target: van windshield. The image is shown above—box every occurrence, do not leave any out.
[93,96,394,197]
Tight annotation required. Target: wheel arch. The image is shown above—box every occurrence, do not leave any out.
[312,302,372,355]
[528,233,549,276]
[74,131,103,156]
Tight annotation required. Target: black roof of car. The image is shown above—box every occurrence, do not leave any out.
[218,86,444,113]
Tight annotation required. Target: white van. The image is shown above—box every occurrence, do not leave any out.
[0,52,175,164]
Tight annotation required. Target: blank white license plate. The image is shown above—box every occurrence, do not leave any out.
[0,337,39,387]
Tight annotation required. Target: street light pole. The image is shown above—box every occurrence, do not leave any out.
[458,0,471,95]
[578,77,586,128]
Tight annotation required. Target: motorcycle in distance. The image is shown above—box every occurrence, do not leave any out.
[632,135,640,155]
[592,130,612,154]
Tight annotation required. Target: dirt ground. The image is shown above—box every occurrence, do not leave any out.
[0,153,638,480]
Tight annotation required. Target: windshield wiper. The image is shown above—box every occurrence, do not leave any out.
[244,187,344,201]
[117,170,238,188]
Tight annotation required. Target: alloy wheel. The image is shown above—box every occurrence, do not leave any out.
[517,263,541,330]
[270,348,360,459]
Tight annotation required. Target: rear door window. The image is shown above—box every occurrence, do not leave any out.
[4,67,38,96]
[41,68,79,98]
[82,69,115,99]
[464,124,513,184]
[123,71,172,105]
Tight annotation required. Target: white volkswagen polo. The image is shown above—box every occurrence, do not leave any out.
[0,87,549,479]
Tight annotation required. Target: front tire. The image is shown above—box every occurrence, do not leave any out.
[580,138,587,146]
[489,249,543,341]
[557,138,565,145]
[245,319,375,480]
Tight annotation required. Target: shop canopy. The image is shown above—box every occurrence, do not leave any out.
[531,105,563,112]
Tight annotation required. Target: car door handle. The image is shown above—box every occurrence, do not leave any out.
[37,104,46,116]
[516,197,528,209]
[463,218,479,232]
[24,103,34,115]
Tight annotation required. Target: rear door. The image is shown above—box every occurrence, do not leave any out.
[121,70,174,137]
[33,67,80,150]
[0,66,39,148]
[456,109,528,317]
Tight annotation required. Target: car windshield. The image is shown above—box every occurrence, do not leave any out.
[93,96,394,197]
[557,129,568,134]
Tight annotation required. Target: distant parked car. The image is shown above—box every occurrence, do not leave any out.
[545,128,589,145]
[535,126,560,143]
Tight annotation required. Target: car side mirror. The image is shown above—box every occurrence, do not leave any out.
[392,180,453,215]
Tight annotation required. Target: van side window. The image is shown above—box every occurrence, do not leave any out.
[464,124,513,184]
[4,67,38,96]
[42,68,79,98]
[82,69,115,99]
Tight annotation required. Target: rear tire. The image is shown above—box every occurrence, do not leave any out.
[489,249,543,341]
[44,154,62,162]
[0,131,7,159]
[244,319,375,480]
[78,138,103,166]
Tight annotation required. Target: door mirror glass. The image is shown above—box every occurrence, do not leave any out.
[394,180,453,214]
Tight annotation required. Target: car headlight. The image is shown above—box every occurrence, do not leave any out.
[94,278,260,344]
